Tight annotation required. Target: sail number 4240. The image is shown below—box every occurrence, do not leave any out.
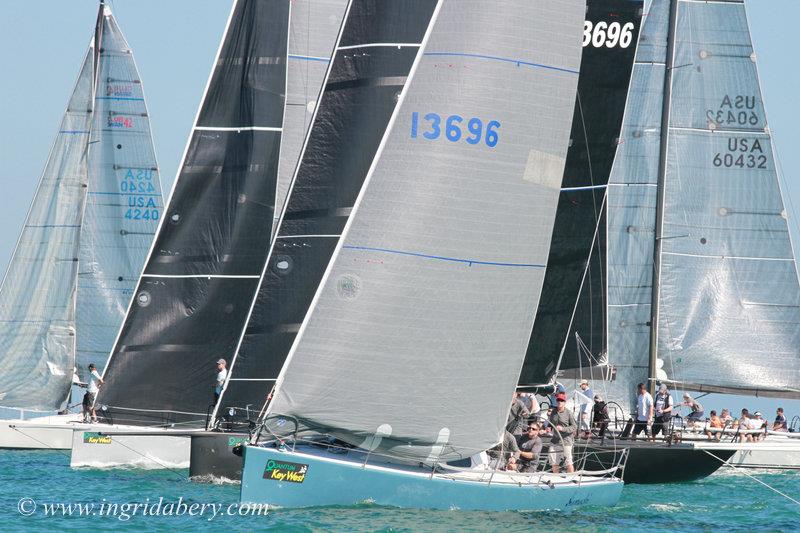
[410,113,499,148]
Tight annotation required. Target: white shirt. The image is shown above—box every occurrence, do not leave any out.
[637,391,653,422]
[747,418,764,430]
[215,368,228,394]
[88,370,102,394]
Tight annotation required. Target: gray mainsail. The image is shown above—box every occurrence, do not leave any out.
[654,0,800,397]
[0,4,162,410]
[266,0,584,462]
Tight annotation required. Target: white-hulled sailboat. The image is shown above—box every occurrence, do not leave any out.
[0,2,163,450]
[69,0,348,470]
[239,0,625,511]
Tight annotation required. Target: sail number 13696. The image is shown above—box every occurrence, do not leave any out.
[410,112,500,148]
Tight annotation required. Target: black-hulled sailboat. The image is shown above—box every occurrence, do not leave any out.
[522,0,797,483]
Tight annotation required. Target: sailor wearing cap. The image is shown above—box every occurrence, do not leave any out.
[213,358,228,404]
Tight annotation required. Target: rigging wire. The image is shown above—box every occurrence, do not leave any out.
[699,448,800,507]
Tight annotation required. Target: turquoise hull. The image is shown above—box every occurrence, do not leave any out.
[240,445,623,511]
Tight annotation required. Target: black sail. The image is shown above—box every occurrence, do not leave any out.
[213,0,439,417]
[97,0,290,426]
[518,0,642,386]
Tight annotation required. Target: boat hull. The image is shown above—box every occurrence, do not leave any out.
[0,414,86,450]
[691,439,800,470]
[581,440,734,483]
[70,427,191,469]
[189,432,247,481]
[241,445,623,511]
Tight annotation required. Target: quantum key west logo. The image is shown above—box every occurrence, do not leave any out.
[263,459,308,483]
[83,432,112,444]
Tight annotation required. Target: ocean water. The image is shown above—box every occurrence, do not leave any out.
[0,450,797,532]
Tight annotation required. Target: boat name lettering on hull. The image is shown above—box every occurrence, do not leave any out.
[263,459,308,483]
[83,432,112,444]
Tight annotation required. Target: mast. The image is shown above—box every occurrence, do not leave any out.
[648,0,679,397]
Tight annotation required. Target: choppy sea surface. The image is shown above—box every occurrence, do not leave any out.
[0,450,797,531]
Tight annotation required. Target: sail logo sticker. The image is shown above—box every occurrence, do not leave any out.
[83,432,112,444]
[107,84,134,97]
[107,116,134,129]
[263,460,308,483]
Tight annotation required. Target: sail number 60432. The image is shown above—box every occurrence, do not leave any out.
[410,112,500,148]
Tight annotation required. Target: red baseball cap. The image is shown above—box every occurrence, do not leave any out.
[555,393,567,402]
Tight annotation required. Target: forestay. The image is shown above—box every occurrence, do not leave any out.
[655,0,800,397]
[267,0,584,462]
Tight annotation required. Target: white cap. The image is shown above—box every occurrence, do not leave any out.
[216,358,226,365]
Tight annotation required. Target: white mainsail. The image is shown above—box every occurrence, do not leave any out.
[603,0,800,409]
[267,0,584,461]
[0,4,162,411]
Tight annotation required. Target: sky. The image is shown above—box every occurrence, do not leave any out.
[0,0,798,422]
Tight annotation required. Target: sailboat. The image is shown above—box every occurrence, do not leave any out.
[0,2,163,450]
[239,0,624,512]
[521,0,798,482]
[69,0,348,470]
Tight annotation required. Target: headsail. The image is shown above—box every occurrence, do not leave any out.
[654,0,800,397]
[96,0,345,427]
[0,4,162,410]
[519,0,642,386]
[211,0,347,424]
[266,0,584,462]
